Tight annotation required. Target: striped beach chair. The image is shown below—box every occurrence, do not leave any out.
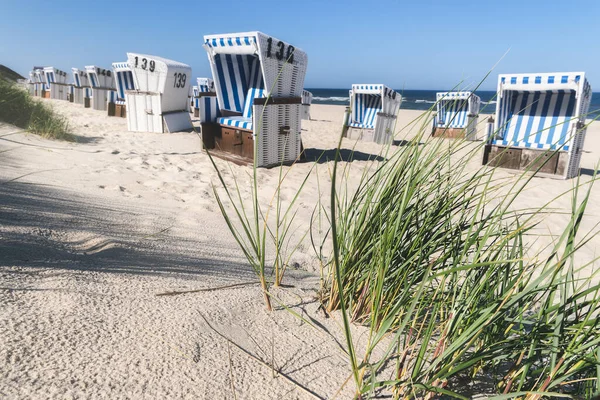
[483,72,592,179]
[191,77,216,116]
[301,90,313,120]
[71,68,91,106]
[108,61,136,117]
[432,91,480,140]
[125,53,193,133]
[32,69,46,97]
[345,84,402,145]
[201,31,308,167]
[43,67,69,101]
[84,66,115,111]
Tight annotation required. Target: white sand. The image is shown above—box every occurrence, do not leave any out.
[1,100,599,398]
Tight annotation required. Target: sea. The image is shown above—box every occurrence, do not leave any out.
[307,89,600,119]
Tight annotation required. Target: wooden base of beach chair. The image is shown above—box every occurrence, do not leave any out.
[483,145,569,177]
[68,94,74,103]
[84,98,90,108]
[42,91,50,99]
[346,127,375,142]
[116,104,126,118]
[108,102,116,117]
[194,108,199,118]
[201,123,254,165]
[432,127,465,139]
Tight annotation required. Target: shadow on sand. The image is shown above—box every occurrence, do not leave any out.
[0,182,253,281]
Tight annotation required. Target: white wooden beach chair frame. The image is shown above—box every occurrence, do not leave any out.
[432,91,480,140]
[201,31,308,167]
[301,90,313,120]
[345,84,402,145]
[483,72,592,179]
[84,66,115,111]
[124,53,193,133]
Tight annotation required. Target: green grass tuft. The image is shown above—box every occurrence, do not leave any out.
[0,79,73,141]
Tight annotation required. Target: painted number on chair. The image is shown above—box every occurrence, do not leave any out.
[134,57,156,72]
[266,37,294,63]
[173,73,187,88]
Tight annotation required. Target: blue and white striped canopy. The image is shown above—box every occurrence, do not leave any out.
[494,72,591,151]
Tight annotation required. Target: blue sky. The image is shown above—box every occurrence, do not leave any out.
[1,0,599,91]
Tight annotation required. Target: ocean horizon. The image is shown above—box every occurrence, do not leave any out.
[306,88,600,119]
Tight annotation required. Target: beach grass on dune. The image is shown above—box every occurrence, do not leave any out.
[319,106,600,398]
[0,80,73,141]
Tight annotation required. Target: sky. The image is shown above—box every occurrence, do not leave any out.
[1,0,599,91]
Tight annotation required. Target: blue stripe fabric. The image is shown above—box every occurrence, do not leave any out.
[197,96,221,123]
[243,88,266,119]
[217,117,253,130]
[493,90,577,150]
[437,99,469,128]
[351,93,381,129]
[213,54,265,114]
[206,35,256,48]
[115,70,135,100]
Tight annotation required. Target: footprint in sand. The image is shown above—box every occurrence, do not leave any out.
[111,150,120,155]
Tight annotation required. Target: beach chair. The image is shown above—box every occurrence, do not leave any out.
[108,62,136,118]
[191,77,216,117]
[32,69,46,97]
[432,91,480,140]
[70,68,92,106]
[201,31,308,167]
[27,72,37,96]
[125,53,193,133]
[42,67,69,101]
[483,72,592,179]
[301,90,313,120]
[344,84,402,145]
[84,66,115,111]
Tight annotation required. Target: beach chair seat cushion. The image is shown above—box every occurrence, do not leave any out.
[348,121,375,129]
[217,116,253,130]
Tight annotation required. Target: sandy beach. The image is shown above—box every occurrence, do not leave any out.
[1,101,599,399]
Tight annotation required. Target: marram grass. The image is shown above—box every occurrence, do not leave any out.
[0,79,72,141]
[322,107,600,399]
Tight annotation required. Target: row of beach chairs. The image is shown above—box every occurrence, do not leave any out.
[27,30,593,179]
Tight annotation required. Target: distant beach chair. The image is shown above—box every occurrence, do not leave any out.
[483,72,592,179]
[108,62,136,118]
[125,53,193,133]
[201,31,308,167]
[84,66,115,111]
[191,77,216,116]
[32,69,46,97]
[28,72,38,96]
[42,67,69,101]
[70,68,92,106]
[301,90,313,120]
[344,84,402,145]
[432,91,480,140]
